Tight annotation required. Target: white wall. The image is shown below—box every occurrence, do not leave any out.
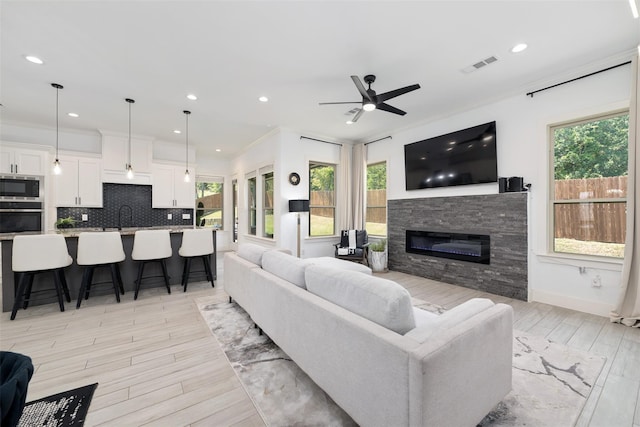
[367,62,631,317]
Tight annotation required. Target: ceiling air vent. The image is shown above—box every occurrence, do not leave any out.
[461,55,499,74]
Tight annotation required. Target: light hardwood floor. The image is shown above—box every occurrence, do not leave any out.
[1,254,639,426]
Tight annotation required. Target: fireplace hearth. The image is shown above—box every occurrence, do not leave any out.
[406,230,490,264]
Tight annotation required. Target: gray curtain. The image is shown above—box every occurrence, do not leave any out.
[611,53,640,327]
[352,143,367,230]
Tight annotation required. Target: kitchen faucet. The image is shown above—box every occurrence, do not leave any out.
[118,204,133,230]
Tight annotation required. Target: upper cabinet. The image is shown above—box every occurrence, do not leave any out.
[152,163,195,208]
[54,155,102,207]
[100,132,153,184]
[0,144,48,175]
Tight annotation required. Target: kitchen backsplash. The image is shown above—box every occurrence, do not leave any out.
[57,183,193,229]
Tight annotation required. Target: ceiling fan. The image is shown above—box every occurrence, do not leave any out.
[319,75,420,122]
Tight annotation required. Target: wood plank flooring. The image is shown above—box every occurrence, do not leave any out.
[1,255,639,426]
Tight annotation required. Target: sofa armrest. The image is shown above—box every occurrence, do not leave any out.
[408,303,513,427]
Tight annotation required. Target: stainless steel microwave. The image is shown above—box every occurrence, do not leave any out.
[0,175,43,200]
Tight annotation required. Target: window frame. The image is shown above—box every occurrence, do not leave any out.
[247,176,257,236]
[548,109,629,260]
[232,179,238,242]
[262,171,274,239]
[309,161,336,237]
[366,161,388,237]
[194,176,224,230]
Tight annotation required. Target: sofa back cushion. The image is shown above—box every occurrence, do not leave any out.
[237,243,269,266]
[262,250,309,288]
[305,265,416,334]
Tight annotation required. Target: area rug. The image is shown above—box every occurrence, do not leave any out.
[198,300,605,427]
[18,383,98,427]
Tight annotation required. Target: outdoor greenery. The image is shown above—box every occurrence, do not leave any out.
[554,114,628,180]
[367,162,387,189]
[196,182,222,197]
[310,164,334,191]
[554,238,624,258]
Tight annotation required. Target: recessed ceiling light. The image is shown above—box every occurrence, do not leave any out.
[511,43,528,53]
[187,94,197,101]
[215,148,222,152]
[346,120,353,125]
[259,96,269,103]
[173,129,181,134]
[67,113,79,118]
[25,55,43,64]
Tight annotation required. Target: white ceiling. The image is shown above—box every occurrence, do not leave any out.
[1,1,639,158]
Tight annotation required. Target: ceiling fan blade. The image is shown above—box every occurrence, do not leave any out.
[319,101,361,105]
[376,84,420,103]
[377,103,406,116]
[351,75,372,101]
[351,108,364,122]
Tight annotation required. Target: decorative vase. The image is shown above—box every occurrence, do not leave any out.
[370,250,387,272]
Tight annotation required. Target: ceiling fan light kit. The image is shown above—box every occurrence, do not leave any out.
[319,74,420,123]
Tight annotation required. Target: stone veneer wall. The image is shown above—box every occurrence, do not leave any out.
[388,193,528,300]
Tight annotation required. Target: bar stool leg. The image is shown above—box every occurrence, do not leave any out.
[109,264,121,303]
[76,267,91,308]
[203,255,214,287]
[183,258,192,292]
[23,273,34,309]
[61,269,71,303]
[134,262,145,300]
[115,264,125,295]
[11,274,30,320]
[160,260,171,294]
[52,269,65,312]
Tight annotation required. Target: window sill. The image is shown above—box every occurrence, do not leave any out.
[305,235,339,242]
[244,234,276,244]
[536,252,623,272]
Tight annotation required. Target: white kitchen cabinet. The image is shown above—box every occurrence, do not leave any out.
[54,156,102,207]
[152,163,195,208]
[0,145,47,175]
[102,135,152,173]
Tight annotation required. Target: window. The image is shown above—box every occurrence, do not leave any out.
[309,162,335,236]
[195,177,223,229]
[263,172,274,238]
[248,177,257,236]
[551,111,628,258]
[232,179,238,242]
[366,162,387,236]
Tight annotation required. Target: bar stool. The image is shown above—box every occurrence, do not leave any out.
[76,232,126,308]
[131,230,172,300]
[178,229,215,292]
[11,234,72,320]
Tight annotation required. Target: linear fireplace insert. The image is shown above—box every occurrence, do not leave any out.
[406,230,490,264]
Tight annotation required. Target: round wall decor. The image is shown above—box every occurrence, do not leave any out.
[288,172,300,186]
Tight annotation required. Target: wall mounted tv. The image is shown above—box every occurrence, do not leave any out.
[404,121,497,190]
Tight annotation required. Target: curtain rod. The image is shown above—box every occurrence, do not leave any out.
[364,136,392,146]
[300,136,342,146]
[526,61,631,98]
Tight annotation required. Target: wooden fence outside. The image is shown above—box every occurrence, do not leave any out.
[554,176,627,243]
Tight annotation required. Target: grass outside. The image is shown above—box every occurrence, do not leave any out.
[554,238,625,258]
[309,215,388,237]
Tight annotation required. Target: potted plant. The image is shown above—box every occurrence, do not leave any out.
[55,216,77,229]
[369,239,387,272]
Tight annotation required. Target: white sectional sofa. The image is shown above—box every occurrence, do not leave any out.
[224,244,513,427]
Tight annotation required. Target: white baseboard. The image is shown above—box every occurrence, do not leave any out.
[529,289,613,318]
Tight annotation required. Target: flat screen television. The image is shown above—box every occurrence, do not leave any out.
[404,121,497,190]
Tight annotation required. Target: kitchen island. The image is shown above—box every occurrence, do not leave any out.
[0,227,216,312]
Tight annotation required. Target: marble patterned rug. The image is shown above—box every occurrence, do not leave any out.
[197,298,606,427]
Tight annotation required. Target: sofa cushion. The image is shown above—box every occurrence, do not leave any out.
[404,298,495,343]
[308,257,372,275]
[237,243,269,266]
[305,265,416,335]
[262,250,310,288]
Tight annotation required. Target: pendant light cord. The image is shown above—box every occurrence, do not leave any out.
[184,110,191,171]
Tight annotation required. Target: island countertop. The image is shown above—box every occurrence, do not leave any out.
[0,226,212,241]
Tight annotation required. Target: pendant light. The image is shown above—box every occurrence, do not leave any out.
[125,98,135,179]
[183,110,191,183]
[52,83,63,175]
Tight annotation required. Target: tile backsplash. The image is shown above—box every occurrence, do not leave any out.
[57,183,193,229]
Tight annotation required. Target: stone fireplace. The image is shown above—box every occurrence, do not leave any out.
[388,193,528,300]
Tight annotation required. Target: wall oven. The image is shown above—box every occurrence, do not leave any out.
[0,175,44,233]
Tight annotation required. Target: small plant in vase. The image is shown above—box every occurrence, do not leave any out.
[369,239,387,272]
[55,216,77,229]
